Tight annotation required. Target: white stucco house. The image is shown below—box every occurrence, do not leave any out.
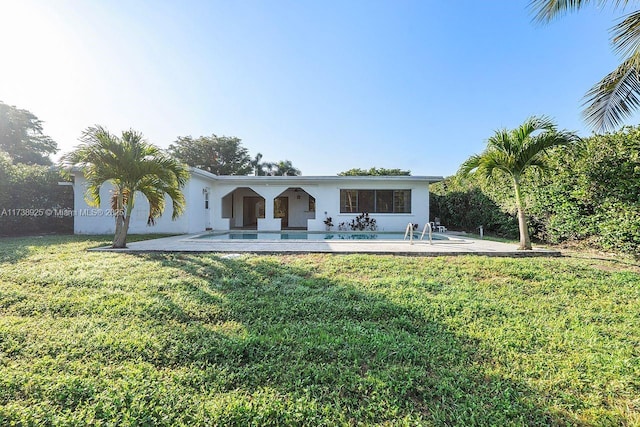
[69,168,443,234]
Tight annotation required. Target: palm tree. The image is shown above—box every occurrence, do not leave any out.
[251,152,264,176]
[62,126,189,248]
[271,160,301,176]
[530,0,640,131]
[460,116,579,250]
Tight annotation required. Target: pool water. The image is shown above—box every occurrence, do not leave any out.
[195,231,450,241]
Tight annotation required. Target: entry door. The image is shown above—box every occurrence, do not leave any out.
[243,197,263,227]
[274,197,289,228]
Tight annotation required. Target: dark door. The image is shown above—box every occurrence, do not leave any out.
[243,197,263,228]
[274,196,289,229]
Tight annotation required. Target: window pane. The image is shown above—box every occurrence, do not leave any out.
[340,190,358,213]
[375,190,393,213]
[308,196,315,212]
[359,190,374,213]
[394,190,411,213]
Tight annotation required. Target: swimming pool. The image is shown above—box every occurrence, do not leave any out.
[194,231,451,241]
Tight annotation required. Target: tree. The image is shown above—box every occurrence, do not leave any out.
[168,135,252,175]
[251,152,266,176]
[270,160,301,176]
[338,167,411,176]
[530,0,640,131]
[0,154,74,236]
[62,126,189,248]
[0,101,58,165]
[459,116,579,250]
[251,153,301,176]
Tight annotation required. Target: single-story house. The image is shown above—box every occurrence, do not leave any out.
[69,168,443,234]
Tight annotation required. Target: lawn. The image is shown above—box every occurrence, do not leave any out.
[0,236,638,426]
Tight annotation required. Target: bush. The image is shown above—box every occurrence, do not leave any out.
[430,176,518,238]
[0,153,73,236]
[434,127,640,257]
[531,127,640,257]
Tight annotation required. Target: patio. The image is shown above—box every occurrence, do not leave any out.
[94,233,561,257]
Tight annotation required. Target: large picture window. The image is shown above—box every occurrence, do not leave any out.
[340,189,411,213]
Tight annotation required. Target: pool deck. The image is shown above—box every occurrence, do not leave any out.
[96,233,562,257]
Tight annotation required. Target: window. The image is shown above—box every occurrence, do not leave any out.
[308,196,316,212]
[339,189,411,213]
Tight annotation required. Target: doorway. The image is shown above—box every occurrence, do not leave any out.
[274,196,289,229]
[243,196,264,228]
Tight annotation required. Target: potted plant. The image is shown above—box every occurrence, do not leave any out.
[323,216,333,231]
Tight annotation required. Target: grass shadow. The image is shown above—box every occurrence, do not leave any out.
[124,252,580,425]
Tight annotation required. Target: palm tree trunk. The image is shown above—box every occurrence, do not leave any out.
[113,193,133,248]
[513,177,532,250]
[112,189,125,248]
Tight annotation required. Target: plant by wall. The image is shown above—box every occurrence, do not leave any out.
[338,213,377,231]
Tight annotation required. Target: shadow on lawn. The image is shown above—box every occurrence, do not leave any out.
[0,237,32,264]
[122,252,580,426]
[0,234,122,265]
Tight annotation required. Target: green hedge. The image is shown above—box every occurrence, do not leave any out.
[430,175,519,238]
[0,153,73,236]
[433,126,640,257]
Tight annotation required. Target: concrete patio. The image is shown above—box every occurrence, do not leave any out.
[94,233,561,257]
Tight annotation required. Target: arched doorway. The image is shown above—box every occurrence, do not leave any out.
[274,187,316,230]
[221,187,265,229]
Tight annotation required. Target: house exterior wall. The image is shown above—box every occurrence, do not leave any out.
[278,188,315,228]
[71,170,440,235]
[210,177,434,232]
[71,173,212,235]
[303,181,430,232]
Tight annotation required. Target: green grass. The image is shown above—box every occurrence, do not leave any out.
[0,235,639,426]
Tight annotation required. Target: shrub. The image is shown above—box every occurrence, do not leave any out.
[434,126,640,257]
[338,213,377,231]
[0,154,73,236]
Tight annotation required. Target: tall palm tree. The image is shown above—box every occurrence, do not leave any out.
[62,126,189,248]
[530,0,640,131]
[271,160,301,176]
[251,152,264,176]
[460,116,579,250]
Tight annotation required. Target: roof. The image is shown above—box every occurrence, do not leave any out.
[189,167,443,183]
[69,166,443,184]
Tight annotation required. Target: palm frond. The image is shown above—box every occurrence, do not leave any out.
[515,130,580,173]
[461,116,579,182]
[529,0,595,23]
[583,53,640,131]
[611,10,640,57]
[529,0,630,23]
[458,154,482,177]
[66,125,189,227]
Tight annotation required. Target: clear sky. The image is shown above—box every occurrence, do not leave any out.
[0,0,628,176]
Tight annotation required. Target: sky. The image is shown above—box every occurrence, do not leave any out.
[0,0,630,177]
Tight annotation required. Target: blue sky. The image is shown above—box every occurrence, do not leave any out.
[0,0,628,176]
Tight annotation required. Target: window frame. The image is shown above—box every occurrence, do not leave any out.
[339,189,411,214]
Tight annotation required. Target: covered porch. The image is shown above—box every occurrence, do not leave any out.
[214,185,316,231]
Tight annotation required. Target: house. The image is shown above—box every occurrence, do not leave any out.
[69,168,443,234]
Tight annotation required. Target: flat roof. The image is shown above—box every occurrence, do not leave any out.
[190,168,443,183]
